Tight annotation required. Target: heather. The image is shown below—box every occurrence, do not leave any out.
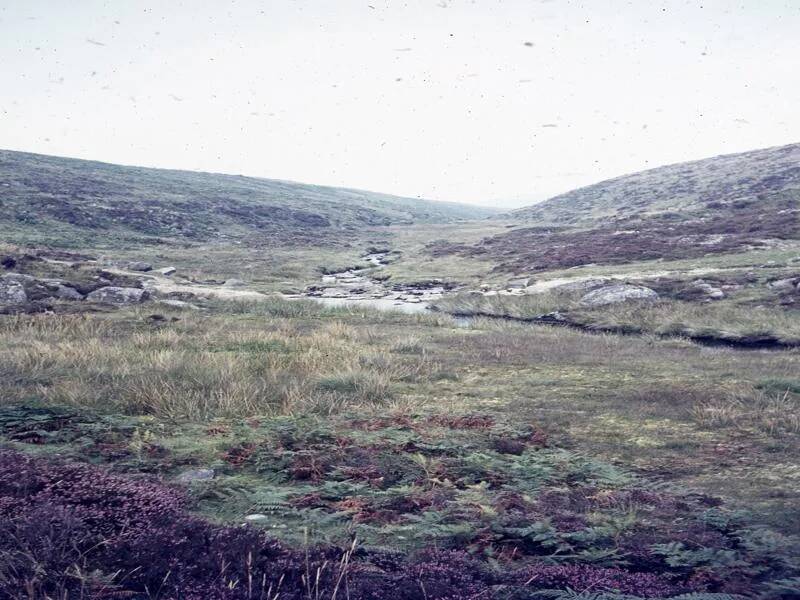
[2,406,800,598]
[0,449,675,599]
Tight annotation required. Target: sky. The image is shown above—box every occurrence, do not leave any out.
[1,1,798,207]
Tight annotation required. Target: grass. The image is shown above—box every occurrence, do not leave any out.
[0,149,496,249]
[434,292,800,345]
[434,291,566,318]
[0,305,435,420]
[1,299,799,532]
[692,388,800,436]
[2,267,800,596]
[4,144,800,596]
[590,301,800,342]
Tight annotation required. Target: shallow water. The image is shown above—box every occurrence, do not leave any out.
[300,295,434,314]
[298,251,443,313]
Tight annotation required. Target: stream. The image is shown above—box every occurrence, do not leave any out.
[287,252,447,314]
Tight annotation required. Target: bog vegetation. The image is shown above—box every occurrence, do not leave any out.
[1,297,800,598]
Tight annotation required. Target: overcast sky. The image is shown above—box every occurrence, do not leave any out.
[1,1,798,207]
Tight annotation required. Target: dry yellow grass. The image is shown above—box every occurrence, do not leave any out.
[0,313,432,420]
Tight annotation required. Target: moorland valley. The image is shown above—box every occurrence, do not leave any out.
[1,143,800,599]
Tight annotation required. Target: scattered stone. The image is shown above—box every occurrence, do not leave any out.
[550,278,609,293]
[51,284,84,301]
[579,284,658,307]
[158,299,200,310]
[244,514,268,522]
[533,311,568,323]
[768,277,799,291]
[685,280,725,301]
[86,286,148,304]
[157,266,177,276]
[321,287,350,298]
[223,278,246,287]
[507,277,530,289]
[128,261,153,272]
[0,274,27,304]
[176,468,215,483]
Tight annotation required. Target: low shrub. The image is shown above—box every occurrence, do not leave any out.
[2,422,800,598]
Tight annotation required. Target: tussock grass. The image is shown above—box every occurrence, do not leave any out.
[434,291,567,318]
[436,292,800,343]
[693,387,800,436]
[0,312,431,420]
[2,296,799,533]
[592,301,800,343]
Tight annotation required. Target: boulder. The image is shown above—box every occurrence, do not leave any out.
[223,278,246,287]
[157,266,177,276]
[507,277,530,289]
[321,287,349,298]
[1,256,17,270]
[768,277,799,291]
[86,286,148,304]
[579,284,658,307]
[2,274,88,303]
[685,281,725,301]
[0,274,27,304]
[244,514,268,522]
[550,278,609,294]
[51,284,85,301]
[158,299,200,310]
[176,468,215,483]
[128,261,153,272]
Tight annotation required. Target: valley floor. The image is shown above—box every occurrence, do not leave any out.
[1,294,800,598]
[1,235,800,598]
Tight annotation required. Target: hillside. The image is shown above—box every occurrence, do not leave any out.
[513,142,800,225]
[431,143,800,272]
[512,144,800,225]
[0,150,496,248]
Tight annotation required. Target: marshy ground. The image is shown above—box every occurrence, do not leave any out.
[2,276,799,597]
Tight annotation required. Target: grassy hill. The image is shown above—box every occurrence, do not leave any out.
[512,142,800,225]
[433,143,800,272]
[0,150,497,248]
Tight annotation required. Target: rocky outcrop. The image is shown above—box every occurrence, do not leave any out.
[579,284,658,307]
[507,278,530,289]
[550,278,610,294]
[678,280,725,301]
[768,276,800,291]
[86,286,148,304]
[128,261,153,272]
[0,273,88,305]
[0,274,27,304]
[50,284,85,301]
